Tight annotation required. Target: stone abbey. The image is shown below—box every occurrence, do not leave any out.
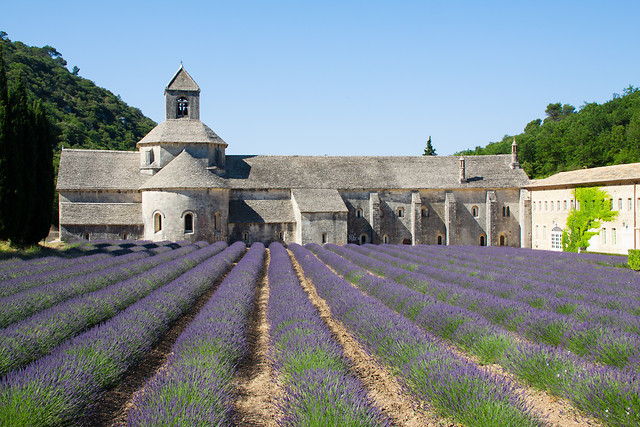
[57,66,534,247]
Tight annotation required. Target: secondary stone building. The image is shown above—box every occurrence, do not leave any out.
[528,163,640,254]
[57,66,532,247]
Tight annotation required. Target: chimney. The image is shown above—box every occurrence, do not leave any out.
[510,137,520,169]
[459,155,467,183]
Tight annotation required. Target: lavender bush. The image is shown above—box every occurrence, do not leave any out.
[0,242,229,376]
[0,242,245,426]
[290,244,542,427]
[127,242,263,426]
[268,242,388,426]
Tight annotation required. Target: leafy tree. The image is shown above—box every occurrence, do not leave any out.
[562,187,618,252]
[422,136,437,156]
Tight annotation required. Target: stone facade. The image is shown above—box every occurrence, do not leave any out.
[57,66,533,247]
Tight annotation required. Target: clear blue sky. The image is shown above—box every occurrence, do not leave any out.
[3,1,639,156]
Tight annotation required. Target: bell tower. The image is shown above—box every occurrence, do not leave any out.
[165,64,200,120]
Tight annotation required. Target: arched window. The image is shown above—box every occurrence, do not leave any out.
[154,212,162,233]
[506,206,510,217]
[360,234,367,245]
[437,235,443,245]
[322,233,327,244]
[122,233,128,240]
[422,207,429,218]
[479,234,486,246]
[83,233,90,240]
[383,235,389,244]
[397,207,404,217]
[472,205,479,217]
[184,213,193,233]
[177,97,189,118]
[356,208,363,218]
[242,232,249,242]
[499,234,506,246]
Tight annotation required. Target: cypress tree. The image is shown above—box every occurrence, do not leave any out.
[0,46,13,241]
[26,100,54,243]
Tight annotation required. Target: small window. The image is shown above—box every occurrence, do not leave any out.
[533,202,536,212]
[550,202,553,212]
[472,206,479,217]
[557,201,560,211]
[499,235,506,246]
[543,225,547,239]
[122,233,128,240]
[214,212,221,231]
[563,200,567,211]
[383,234,389,244]
[628,198,632,211]
[503,206,506,217]
[612,228,617,245]
[618,198,623,211]
[545,201,548,211]
[437,235,443,245]
[356,208,363,218]
[570,199,575,210]
[242,232,249,242]
[83,233,90,240]
[145,149,154,165]
[322,233,327,244]
[535,225,539,239]
[602,228,607,244]
[397,207,404,217]
[360,234,367,245]
[422,207,429,218]
[184,213,193,233]
[279,231,285,241]
[507,206,510,217]
[479,234,486,246]
[154,212,162,233]
[177,96,189,118]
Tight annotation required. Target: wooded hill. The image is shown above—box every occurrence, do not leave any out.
[457,86,640,179]
[0,32,156,166]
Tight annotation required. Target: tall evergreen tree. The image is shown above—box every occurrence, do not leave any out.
[422,136,437,156]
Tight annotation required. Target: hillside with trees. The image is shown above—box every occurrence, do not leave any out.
[457,86,640,179]
[0,31,156,162]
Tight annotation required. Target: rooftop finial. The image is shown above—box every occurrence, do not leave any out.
[510,137,520,169]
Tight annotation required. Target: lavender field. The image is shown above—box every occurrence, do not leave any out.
[0,240,638,426]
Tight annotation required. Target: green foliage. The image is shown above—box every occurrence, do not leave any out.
[0,47,56,245]
[562,187,618,252]
[0,32,156,223]
[422,135,437,155]
[457,86,640,179]
[628,249,640,271]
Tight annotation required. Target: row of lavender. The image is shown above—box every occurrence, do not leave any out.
[371,244,640,346]
[319,243,640,426]
[0,239,184,280]
[291,244,543,426]
[411,244,638,295]
[127,242,263,425]
[267,242,388,426]
[0,241,227,376]
[349,243,640,371]
[0,242,244,425]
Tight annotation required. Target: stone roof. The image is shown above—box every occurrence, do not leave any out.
[60,202,142,225]
[140,150,228,190]
[229,199,295,223]
[528,163,640,189]
[292,189,348,213]
[166,65,200,92]
[137,119,227,146]
[57,149,149,191]
[224,154,530,190]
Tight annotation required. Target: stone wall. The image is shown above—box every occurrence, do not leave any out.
[61,225,143,241]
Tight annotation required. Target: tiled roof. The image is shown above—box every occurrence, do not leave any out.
[528,163,640,188]
[137,119,227,146]
[140,150,228,190]
[224,154,530,190]
[60,202,142,225]
[292,189,348,213]
[229,199,295,223]
[57,149,149,191]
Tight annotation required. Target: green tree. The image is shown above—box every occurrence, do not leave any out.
[422,136,437,156]
[562,187,618,252]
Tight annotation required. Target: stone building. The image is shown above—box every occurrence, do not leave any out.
[528,163,640,254]
[57,66,532,247]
